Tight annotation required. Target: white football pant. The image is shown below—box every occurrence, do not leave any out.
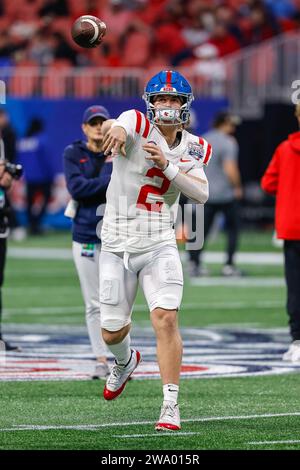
[72,241,108,358]
[99,244,183,332]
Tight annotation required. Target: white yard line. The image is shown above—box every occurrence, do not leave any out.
[8,248,283,265]
[190,277,284,287]
[248,440,300,446]
[116,432,201,438]
[1,412,299,432]
[180,251,283,266]
[202,252,283,266]
[3,299,284,317]
[8,248,73,260]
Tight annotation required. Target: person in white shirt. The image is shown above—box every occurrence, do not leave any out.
[99,70,212,431]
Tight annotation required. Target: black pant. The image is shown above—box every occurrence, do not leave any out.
[27,182,52,234]
[189,200,240,267]
[0,237,7,339]
[284,240,300,341]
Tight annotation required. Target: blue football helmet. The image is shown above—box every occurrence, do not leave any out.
[143,70,194,126]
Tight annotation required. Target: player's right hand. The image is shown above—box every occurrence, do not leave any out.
[103,126,126,157]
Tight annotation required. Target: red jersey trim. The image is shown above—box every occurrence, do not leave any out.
[135,110,142,134]
[204,144,212,165]
[142,118,150,138]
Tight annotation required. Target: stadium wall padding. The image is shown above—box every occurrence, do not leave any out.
[6,97,228,172]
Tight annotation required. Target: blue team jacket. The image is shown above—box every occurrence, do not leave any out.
[63,140,112,244]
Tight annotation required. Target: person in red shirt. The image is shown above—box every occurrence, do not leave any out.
[261,105,300,363]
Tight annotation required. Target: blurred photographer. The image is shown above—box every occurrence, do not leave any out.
[0,139,23,351]
[0,108,24,240]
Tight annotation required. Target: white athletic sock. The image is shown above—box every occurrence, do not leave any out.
[107,334,131,366]
[163,384,179,404]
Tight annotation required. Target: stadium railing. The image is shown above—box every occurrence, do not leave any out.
[1,32,299,115]
[226,31,300,118]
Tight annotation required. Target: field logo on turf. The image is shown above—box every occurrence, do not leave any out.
[1,328,299,382]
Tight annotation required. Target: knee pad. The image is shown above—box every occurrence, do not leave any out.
[99,278,119,305]
[100,278,132,331]
[100,313,131,332]
[157,257,183,286]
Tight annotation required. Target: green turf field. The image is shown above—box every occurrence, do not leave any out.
[1,376,299,450]
[1,230,299,451]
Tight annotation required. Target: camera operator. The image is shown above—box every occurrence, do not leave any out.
[0,139,22,351]
[0,108,25,241]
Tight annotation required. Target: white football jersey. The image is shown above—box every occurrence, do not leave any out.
[101,109,212,253]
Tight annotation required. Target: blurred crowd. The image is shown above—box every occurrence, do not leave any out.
[1,0,300,71]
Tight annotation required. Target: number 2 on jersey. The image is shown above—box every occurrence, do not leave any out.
[136,167,171,212]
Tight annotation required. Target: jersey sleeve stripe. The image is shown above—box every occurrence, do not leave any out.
[199,137,212,165]
[142,117,150,138]
[135,110,142,134]
[204,143,212,165]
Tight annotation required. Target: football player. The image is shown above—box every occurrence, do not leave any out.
[100,70,212,431]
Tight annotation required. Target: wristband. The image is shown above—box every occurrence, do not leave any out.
[162,161,179,181]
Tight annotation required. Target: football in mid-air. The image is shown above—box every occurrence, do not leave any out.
[71,15,106,48]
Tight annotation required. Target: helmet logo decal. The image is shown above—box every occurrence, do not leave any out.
[161,86,176,92]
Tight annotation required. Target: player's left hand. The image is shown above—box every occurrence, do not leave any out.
[142,143,168,170]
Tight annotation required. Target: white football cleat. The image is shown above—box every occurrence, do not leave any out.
[282,341,300,363]
[155,401,181,431]
[92,362,110,380]
[103,349,141,400]
[221,264,243,277]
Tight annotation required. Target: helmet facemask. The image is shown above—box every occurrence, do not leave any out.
[144,93,193,126]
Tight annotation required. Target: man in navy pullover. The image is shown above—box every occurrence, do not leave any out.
[63,105,112,378]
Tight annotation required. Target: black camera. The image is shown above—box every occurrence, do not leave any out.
[4,161,23,180]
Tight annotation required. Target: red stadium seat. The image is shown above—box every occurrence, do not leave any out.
[73,68,98,97]
[42,60,73,98]
[9,63,39,97]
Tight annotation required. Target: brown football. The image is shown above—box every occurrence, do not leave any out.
[71,15,106,48]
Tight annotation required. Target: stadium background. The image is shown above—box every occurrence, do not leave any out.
[1,0,300,451]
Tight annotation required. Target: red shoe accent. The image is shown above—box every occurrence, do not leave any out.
[103,381,126,400]
[103,350,141,401]
[155,422,181,431]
